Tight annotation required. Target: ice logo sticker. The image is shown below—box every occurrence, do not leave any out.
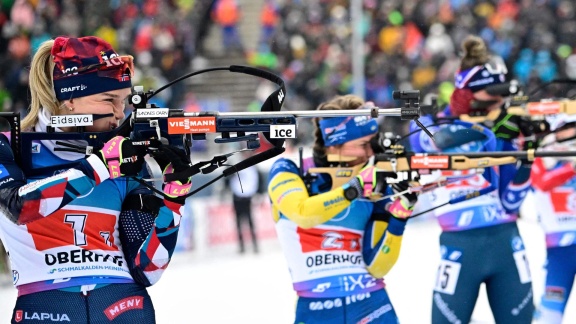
[270,125,296,138]
[0,164,8,180]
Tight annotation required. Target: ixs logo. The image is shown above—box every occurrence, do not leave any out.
[14,310,71,322]
[167,117,216,134]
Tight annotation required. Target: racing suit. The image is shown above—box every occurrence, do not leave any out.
[0,114,184,323]
[268,156,406,323]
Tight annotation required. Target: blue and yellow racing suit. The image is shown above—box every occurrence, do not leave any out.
[268,156,406,323]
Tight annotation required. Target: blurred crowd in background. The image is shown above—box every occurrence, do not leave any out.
[0,0,212,118]
[1,0,576,133]
[268,0,576,112]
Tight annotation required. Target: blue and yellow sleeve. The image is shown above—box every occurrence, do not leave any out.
[362,205,407,278]
[267,158,353,229]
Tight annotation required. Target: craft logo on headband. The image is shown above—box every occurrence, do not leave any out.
[52,36,133,101]
[319,116,378,146]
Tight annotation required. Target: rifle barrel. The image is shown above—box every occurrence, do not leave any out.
[377,150,576,159]
[183,108,403,118]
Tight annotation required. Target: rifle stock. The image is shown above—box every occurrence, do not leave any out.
[304,148,571,191]
[307,164,364,189]
[458,99,576,124]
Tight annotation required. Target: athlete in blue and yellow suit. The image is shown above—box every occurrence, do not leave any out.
[268,95,417,323]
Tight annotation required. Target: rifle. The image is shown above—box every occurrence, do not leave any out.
[446,80,576,135]
[0,66,433,199]
[306,130,576,216]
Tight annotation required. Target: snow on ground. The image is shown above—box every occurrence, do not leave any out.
[1,197,576,323]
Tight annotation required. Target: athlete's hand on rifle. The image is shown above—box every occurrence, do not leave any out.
[96,136,146,178]
[491,110,522,140]
[353,165,379,197]
[149,145,192,206]
[388,181,418,219]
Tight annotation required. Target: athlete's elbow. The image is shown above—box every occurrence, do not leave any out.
[285,215,320,229]
[366,265,393,278]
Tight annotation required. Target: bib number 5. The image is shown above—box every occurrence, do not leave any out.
[434,259,461,295]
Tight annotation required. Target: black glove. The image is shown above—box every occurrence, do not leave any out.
[491,110,522,140]
[97,136,145,178]
[149,145,191,177]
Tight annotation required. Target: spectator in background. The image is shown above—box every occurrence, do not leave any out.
[229,151,260,254]
[0,0,198,117]
[259,0,279,47]
[212,0,244,55]
[267,0,572,115]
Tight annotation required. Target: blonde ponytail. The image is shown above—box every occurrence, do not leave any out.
[460,35,490,71]
[22,40,60,130]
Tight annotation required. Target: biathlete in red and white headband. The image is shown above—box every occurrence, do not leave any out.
[267,94,418,323]
[0,36,191,323]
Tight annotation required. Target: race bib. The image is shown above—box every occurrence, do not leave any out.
[434,259,461,295]
[513,250,532,284]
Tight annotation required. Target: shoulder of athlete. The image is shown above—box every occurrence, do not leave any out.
[269,157,299,180]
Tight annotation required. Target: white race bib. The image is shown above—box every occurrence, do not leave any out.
[434,259,461,295]
[513,250,532,284]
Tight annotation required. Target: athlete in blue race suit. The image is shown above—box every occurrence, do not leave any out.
[410,35,535,323]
